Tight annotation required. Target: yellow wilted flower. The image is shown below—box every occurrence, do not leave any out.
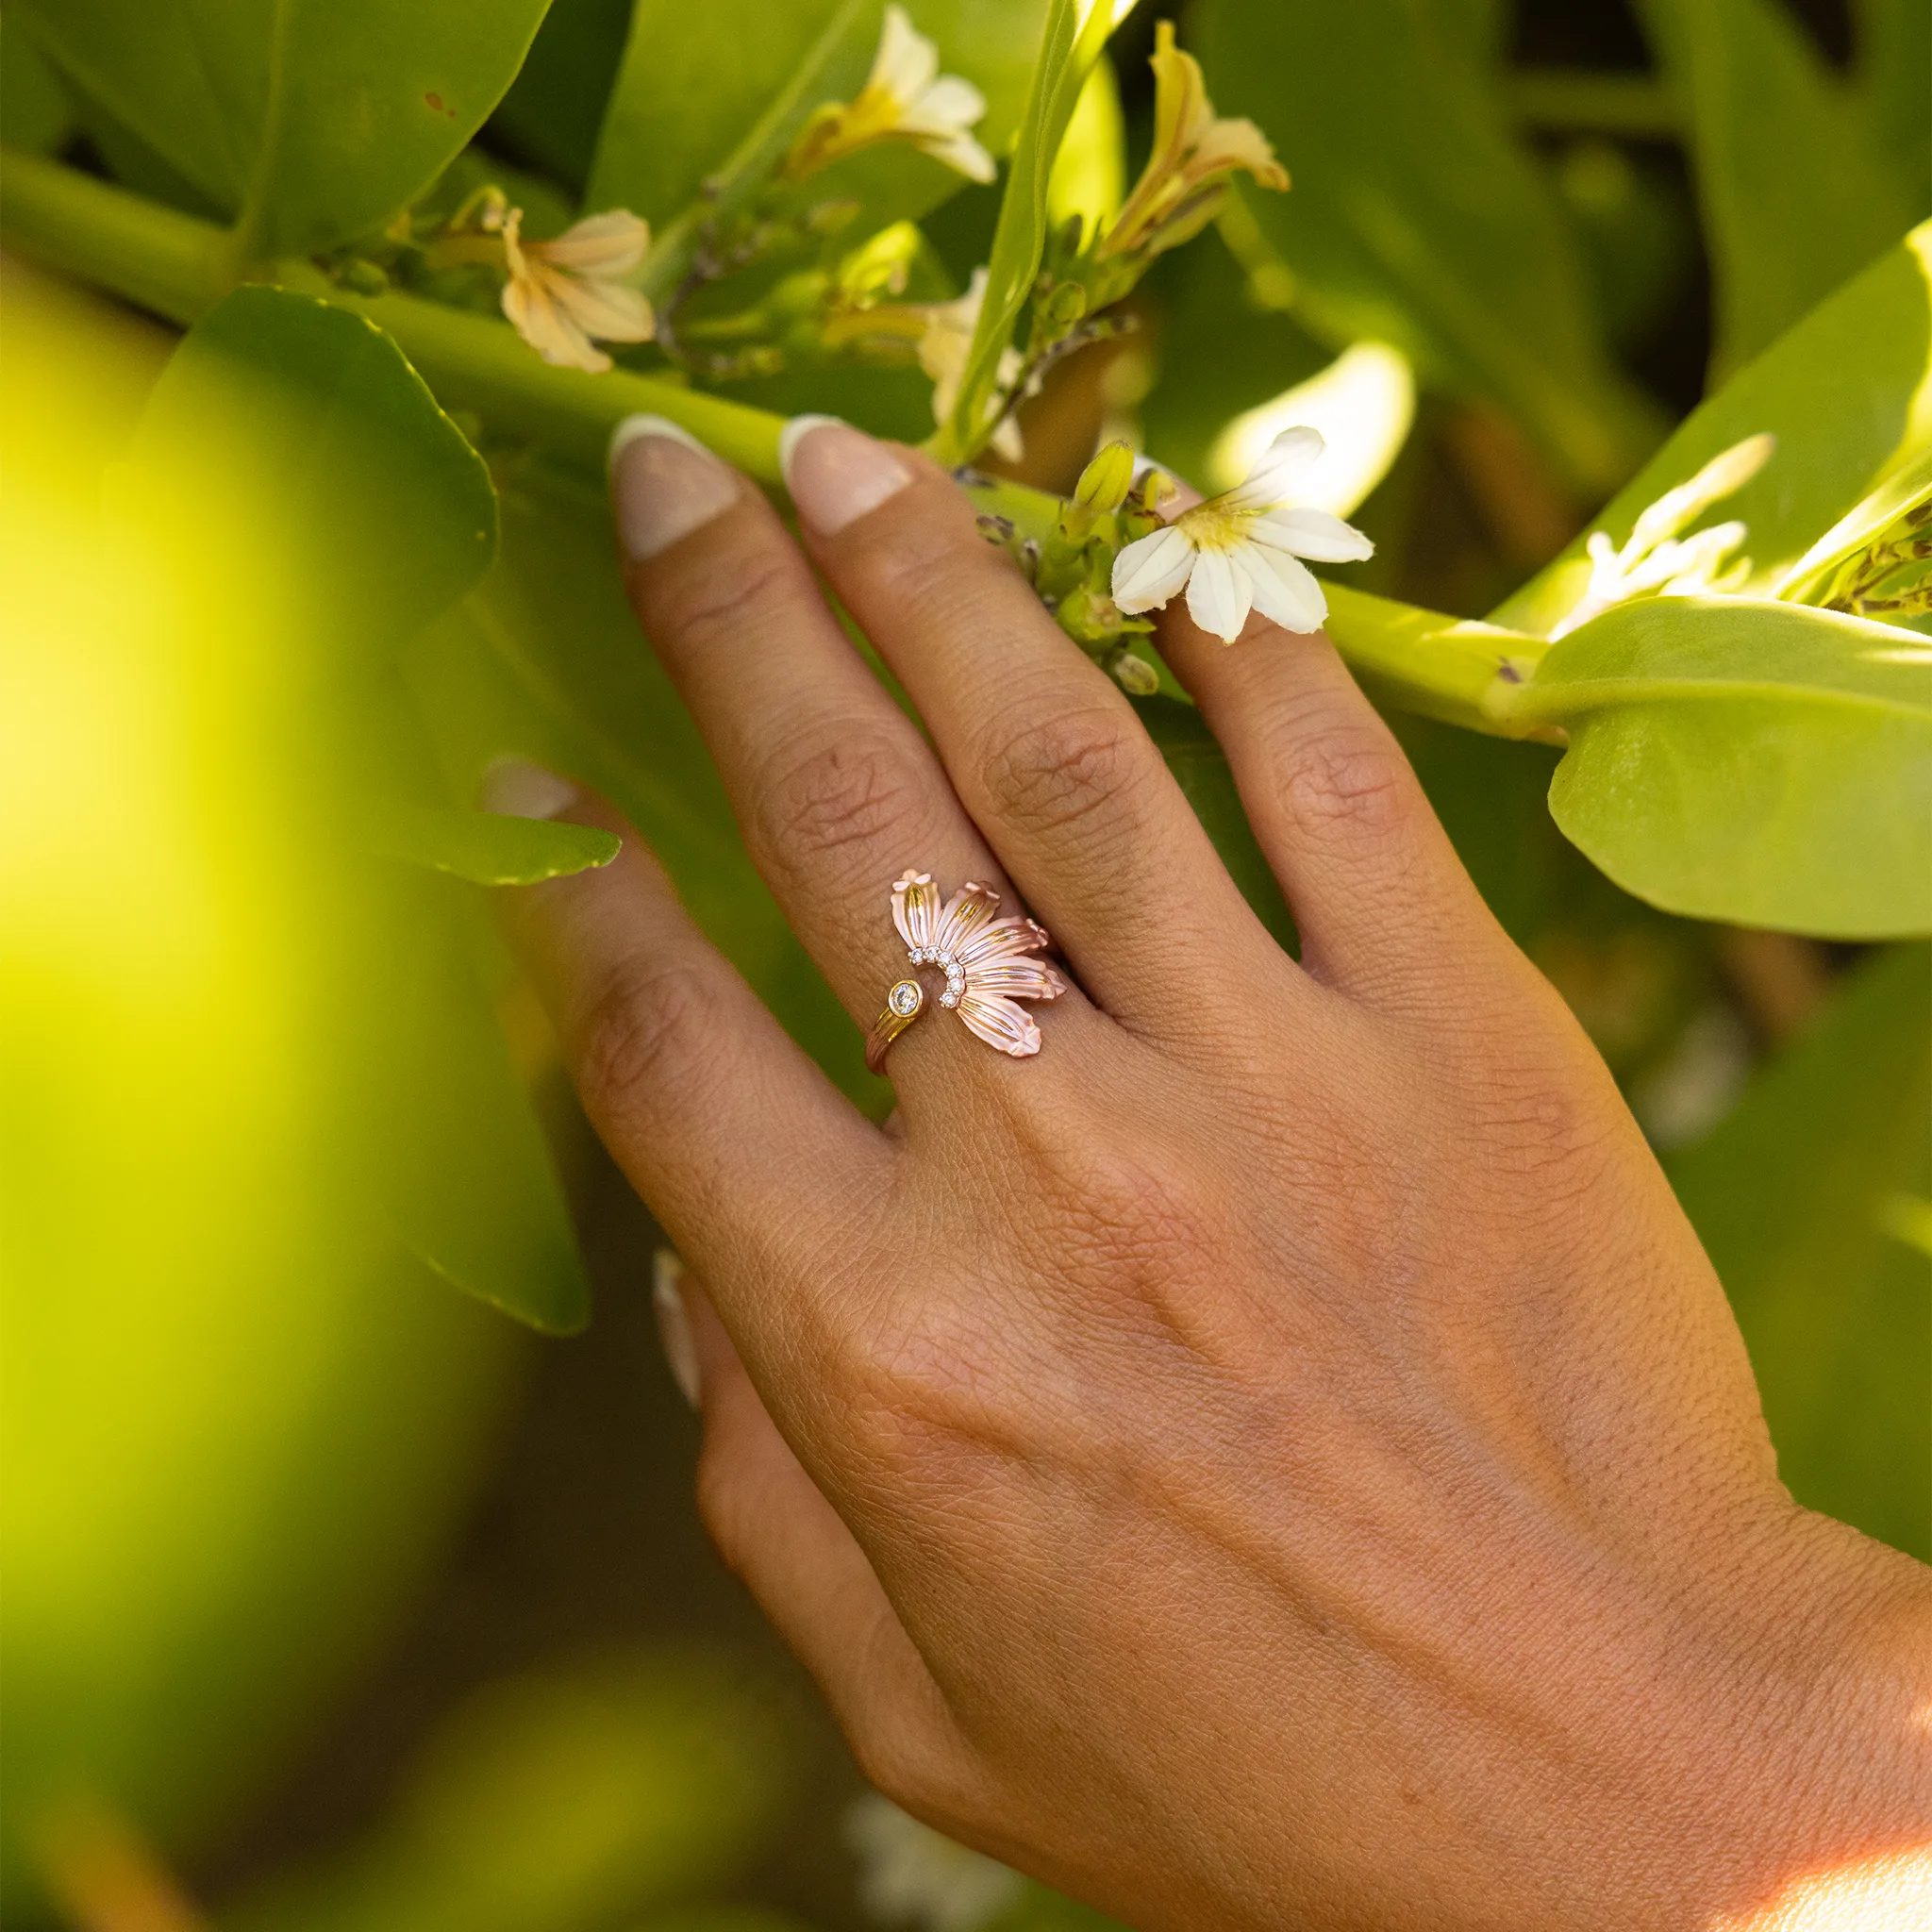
[1100,22,1287,259]
[498,207,654,375]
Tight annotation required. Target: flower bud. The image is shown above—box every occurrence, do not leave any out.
[1074,439,1136,512]
[1108,647,1161,696]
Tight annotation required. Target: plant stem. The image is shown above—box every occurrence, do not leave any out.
[0,148,1556,737]
[0,148,785,482]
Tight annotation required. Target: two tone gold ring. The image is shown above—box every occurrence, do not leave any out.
[864,870,1068,1076]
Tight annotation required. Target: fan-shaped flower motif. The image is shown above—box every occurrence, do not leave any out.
[786,5,995,185]
[891,871,1066,1058]
[1110,425,1374,642]
[500,206,654,375]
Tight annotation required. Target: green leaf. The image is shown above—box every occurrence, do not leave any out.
[1133,697,1296,950]
[10,0,552,258]
[933,0,1112,462]
[1193,0,1664,496]
[489,0,637,192]
[0,18,75,156]
[371,802,620,884]
[131,286,498,649]
[1633,0,1919,382]
[1494,223,1932,640]
[1775,444,1932,610]
[590,0,1045,300]
[1666,943,1931,1561]
[1853,0,1932,217]
[377,889,592,1335]
[1497,596,1932,938]
[411,464,877,1103]
[127,287,591,1334]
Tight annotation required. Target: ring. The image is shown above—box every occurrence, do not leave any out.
[865,870,1068,1075]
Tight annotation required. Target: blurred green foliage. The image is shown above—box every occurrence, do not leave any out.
[1,0,1928,1924]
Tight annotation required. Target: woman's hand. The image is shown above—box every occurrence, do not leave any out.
[491,419,1932,1931]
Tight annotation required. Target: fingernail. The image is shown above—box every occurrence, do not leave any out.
[609,413,740,561]
[479,756,578,820]
[780,415,911,535]
[652,1249,702,1408]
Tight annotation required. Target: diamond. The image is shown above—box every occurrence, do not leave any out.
[889,980,922,1017]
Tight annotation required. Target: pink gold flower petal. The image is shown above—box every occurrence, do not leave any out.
[891,871,941,949]
[956,913,1051,967]
[965,959,1066,1000]
[958,991,1042,1057]
[935,880,1002,953]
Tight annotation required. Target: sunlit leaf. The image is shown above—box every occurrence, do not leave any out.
[1194,0,1663,495]
[1634,0,1919,381]
[126,287,592,1333]
[1667,942,1931,1560]
[1495,223,1932,639]
[371,802,621,886]
[1499,596,1932,938]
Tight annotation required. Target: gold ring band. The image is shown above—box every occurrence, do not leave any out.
[865,978,926,1075]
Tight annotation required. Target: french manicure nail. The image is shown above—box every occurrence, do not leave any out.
[608,413,740,561]
[652,1249,702,1408]
[780,415,911,536]
[479,756,578,820]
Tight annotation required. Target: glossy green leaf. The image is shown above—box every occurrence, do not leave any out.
[371,802,621,885]
[1634,0,1919,382]
[1193,0,1663,495]
[933,0,1112,462]
[10,0,552,258]
[1495,223,1932,639]
[1498,596,1932,938]
[131,287,498,651]
[1667,943,1931,1560]
[591,0,1046,300]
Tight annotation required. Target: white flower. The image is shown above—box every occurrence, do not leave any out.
[846,1794,1024,1932]
[1550,432,1774,640]
[918,267,1024,461]
[500,207,654,375]
[1110,426,1373,641]
[786,5,995,184]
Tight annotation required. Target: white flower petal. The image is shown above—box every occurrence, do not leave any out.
[548,274,654,343]
[537,208,650,275]
[1111,525,1196,611]
[872,4,939,104]
[1186,547,1251,641]
[909,74,988,133]
[1248,505,1374,563]
[1222,425,1325,509]
[921,127,997,182]
[1241,542,1327,633]
[502,275,609,373]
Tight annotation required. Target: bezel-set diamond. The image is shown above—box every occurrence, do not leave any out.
[888,978,923,1017]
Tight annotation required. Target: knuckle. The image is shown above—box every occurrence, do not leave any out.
[753,727,926,869]
[649,541,798,652]
[976,701,1147,842]
[572,956,723,1120]
[1274,713,1416,847]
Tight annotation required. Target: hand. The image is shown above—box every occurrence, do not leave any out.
[491,419,1932,1931]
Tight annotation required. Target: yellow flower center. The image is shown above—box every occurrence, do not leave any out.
[1176,502,1263,554]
